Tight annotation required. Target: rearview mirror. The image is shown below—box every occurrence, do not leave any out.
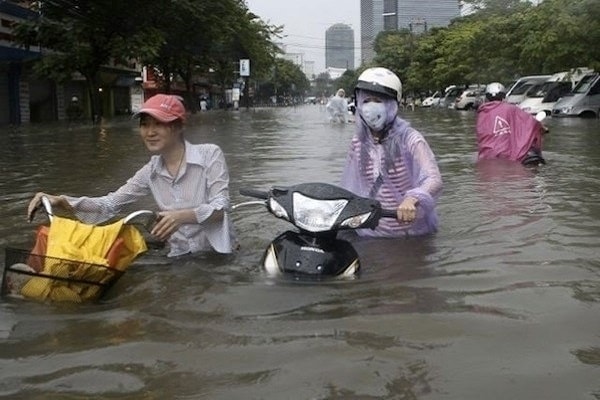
[535,111,547,122]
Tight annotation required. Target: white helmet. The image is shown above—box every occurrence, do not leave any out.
[485,82,506,100]
[355,67,402,102]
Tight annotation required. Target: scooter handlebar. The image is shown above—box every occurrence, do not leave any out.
[239,189,269,200]
[380,209,397,219]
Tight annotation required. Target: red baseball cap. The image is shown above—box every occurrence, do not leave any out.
[135,94,186,122]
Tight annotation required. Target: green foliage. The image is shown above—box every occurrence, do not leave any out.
[332,69,361,98]
[373,30,413,79]
[11,0,290,115]
[13,0,162,120]
[269,58,310,96]
[372,0,599,93]
[13,0,158,82]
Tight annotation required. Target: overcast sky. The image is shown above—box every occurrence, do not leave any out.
[245,0,361,73]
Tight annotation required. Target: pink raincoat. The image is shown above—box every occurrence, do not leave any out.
[476,101,543,162]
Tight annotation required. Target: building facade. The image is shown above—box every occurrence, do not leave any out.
[325,23,355,70]
[0,2,142,126]
[361,0,460,64]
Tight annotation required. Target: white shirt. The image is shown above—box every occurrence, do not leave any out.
[64,141,235,256]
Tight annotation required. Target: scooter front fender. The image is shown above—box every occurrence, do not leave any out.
[262,231,360,279]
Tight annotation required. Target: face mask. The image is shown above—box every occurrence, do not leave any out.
[361,102,387,132]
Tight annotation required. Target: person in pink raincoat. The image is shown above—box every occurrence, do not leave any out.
[340,67,443,238]
[476,82,546,166]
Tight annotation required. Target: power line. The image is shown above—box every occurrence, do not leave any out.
[284,42,361,51]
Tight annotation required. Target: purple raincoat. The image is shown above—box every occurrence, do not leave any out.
[340,90,443,237]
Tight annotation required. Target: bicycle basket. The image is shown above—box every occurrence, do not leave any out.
[2,247,124,303]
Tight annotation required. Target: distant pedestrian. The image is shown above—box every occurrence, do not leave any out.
[326,88,349,123]
[66,96,82,121]
[200,97,208,111]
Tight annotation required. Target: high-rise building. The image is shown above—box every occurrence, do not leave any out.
[325,23,355,70]
[361,0,460,63]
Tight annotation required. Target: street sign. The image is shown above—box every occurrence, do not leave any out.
[240,59,250,77]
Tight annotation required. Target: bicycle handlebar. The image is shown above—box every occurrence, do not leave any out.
[239,189,269,199]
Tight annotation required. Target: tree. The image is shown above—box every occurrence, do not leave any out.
[13,0,283,119]
[140,0,280,110]
[268,58,310,100]
[13,0,160,122]
[313,72,332,98]
[203,2,282,108]
[518,0,600,72]
[332,69,361,99]
[461,0,532,14]
[373,0,599,92]
[372,30,413,83]
[406,28,446,91]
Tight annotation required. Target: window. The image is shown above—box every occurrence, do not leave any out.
[383,0,397,30]
[589,79,600,96]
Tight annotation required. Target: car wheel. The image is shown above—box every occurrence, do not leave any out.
[579,111,597,118]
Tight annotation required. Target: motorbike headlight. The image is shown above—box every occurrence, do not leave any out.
[339,211,374,229]
[292,193,347,232]
[269,198,289,220]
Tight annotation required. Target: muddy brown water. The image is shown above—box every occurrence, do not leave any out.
[0,105,598,399]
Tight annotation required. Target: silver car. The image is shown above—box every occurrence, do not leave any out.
[552,73,600,118]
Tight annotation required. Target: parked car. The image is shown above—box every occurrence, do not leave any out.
[552,72,600,118]
[440,86,464,109]
[518,80,573,115]
[454,86,486,110]
[421,91,442,107]
[505,75,551,104]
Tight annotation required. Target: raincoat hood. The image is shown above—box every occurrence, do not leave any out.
[355,89,399,136]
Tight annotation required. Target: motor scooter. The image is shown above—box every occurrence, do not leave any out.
[235,182,397,280]
[522,111,548,166]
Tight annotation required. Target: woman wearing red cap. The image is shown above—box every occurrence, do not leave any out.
[27,94,236,256]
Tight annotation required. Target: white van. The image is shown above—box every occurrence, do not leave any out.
[505,75,551,104]
[518,77,572,115]
[552,72,600,118]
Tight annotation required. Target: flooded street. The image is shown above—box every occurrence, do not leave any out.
[0,105,599,399]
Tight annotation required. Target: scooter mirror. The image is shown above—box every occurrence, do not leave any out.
[535,111,547,122]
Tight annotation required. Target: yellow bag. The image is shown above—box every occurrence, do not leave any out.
[20,216,147,302]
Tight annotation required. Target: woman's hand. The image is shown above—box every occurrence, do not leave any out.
[396,196,419,223]
[151,210,187,242]
[151,208,223,241]
[27,192,71,222]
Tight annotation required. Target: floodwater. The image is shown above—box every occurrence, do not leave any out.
[0,105,598,400]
